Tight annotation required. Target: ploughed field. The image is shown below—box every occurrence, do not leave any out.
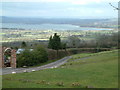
[2,50,118,88]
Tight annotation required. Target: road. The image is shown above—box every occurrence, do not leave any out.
[2,56,72,75]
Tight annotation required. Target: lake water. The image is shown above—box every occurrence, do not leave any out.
[1,23,112,31]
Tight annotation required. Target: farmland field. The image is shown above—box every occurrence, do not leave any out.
[2,29,117,42]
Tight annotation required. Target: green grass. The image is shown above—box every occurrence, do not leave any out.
[2,50,118,88]
[0,75,2,89]
[68,50,118,61]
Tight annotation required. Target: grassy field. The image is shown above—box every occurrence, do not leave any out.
[2,50,118,88]
[0,75,2,89]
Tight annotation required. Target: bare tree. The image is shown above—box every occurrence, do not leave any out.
[109,3,120,10]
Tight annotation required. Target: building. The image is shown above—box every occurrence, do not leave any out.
[16,48,33,54]
[16,48,25,54]
[0,47,16,68]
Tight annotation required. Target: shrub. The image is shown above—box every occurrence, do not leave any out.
[17,49,33,67]
[32,45,48,63]
[17,46,48,67]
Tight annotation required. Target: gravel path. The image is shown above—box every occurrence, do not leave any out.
[2,56,72,75]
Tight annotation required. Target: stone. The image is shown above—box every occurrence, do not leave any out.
[32,70,35,72]
[23,66,27,68]
[23,70,27,73]
[56,82,64,86]
[86,85,94,88]
[12,71,16,74]
[54,66,57,68]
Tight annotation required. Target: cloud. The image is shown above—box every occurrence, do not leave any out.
[1,0,118,18]
[100,0,119,2]
[0,10,2,16]
[95,10,104,14]
[2,0,119,3]
[71,0,101,5]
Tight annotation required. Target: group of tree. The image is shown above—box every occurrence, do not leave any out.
[48,33,66,56]
[17,45,48,67]
[63,31,119,49]
[96,31,120,48]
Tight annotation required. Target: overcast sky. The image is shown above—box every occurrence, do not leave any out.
[1,0,119,19]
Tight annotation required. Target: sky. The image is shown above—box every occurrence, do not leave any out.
[0,0,119,19]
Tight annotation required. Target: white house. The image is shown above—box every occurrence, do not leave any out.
[16,49,33,54]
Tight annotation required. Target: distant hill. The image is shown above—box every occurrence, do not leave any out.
[1,16,116,24]
[1,16,117,28]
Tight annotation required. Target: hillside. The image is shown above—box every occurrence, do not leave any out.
[2,50,118,88]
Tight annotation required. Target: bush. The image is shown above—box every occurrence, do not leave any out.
[17,49,33,67]
[32,45,48,63]
[17,46,48,67]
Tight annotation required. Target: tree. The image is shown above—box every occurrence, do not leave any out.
[21,41,27,48]
[33,45,48,63]
[17,45,48,67]
[17,49,33,67]
[48,33,61,57]
[48,35,53,49]
[67,36,81,48]
[109,3,120,10]
[61,42,67,51]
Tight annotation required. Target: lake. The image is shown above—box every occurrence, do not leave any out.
[1,23,113,31]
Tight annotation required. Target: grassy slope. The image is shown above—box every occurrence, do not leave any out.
[3,50,118,88]
[0,75,2,89]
